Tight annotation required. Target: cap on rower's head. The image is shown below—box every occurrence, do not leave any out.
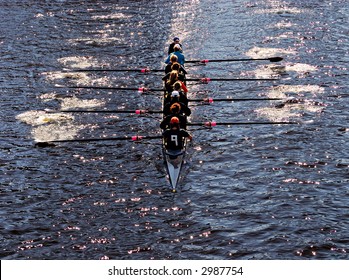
[170,116,180,124]
[174,44,181,50]
[171,91,179,97]
[173,37,180,42]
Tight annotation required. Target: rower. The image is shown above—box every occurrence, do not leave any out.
[165,57,187,75]
[165,44,185,66]
[165,70,179,93]
[168,37,182,55]
[163,91,191,117]
[163,62,186,81]
[165,54,178,74]
[165,71,188,94]
[164,87,188,106]
[160,102,187,130]
[173,80,188,100]
[162,117,192,151]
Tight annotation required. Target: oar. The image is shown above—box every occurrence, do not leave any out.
[35,135,163,147]
[45,109,163,114]
[63,68,164,73]
[45,98,282,114]
[185,77,279,83]
[189,97,283,103]
[186,57,283,64]
[55,85,164,92]
[187,121,298,127]
[60,57,283,72]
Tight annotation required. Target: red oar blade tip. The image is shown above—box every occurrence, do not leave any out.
[131,135,144,141]
[135,109,148,115]
[203,97,214,103]
[205,121,217,127]
[138,87,149,93]
[202,98,214,103]
[201,78,211,84]
[200,59,209,64]
[140,68,150,73]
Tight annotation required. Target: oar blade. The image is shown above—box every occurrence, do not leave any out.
[269,57,283,62]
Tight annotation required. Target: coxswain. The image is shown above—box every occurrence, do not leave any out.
[160,102,187,129]
[168,37,182,55]
[163,117,192,151]
[165,44,185,65]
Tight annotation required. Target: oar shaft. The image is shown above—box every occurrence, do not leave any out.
[188,98,282,103]
[185,77,278,83]
[46,109,163,114]
[186,57,283,63]
[60,85,139,90]
[56,85,164,92]
[35,135,163,147]
[64,68,164,73]
[187,121,297,127]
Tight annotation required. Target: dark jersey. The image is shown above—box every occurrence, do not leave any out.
[162,71,186,81]
[164,63,187,75]
[163,92,188,107]
[163,129,190,150]
[163,100,191,116]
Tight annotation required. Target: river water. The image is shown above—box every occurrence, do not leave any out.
[1,0,348,260]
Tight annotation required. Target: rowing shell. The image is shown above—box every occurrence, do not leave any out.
[162,138,187,192]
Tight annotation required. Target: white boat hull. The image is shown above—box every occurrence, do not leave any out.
[163,140,186,191]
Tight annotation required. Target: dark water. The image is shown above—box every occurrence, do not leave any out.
[1,0,348,260]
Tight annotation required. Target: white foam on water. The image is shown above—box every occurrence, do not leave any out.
[16,110,84,142]
[16,110,74,126]
[58,56,106,69]
[246,46,297,59]
[32,122,86,143]
[268,85,325,97]
[43,71,91,84]
[91,13,131,20]
[59,96,105,110]
[255,106,302,122]
[254,7,304,15]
